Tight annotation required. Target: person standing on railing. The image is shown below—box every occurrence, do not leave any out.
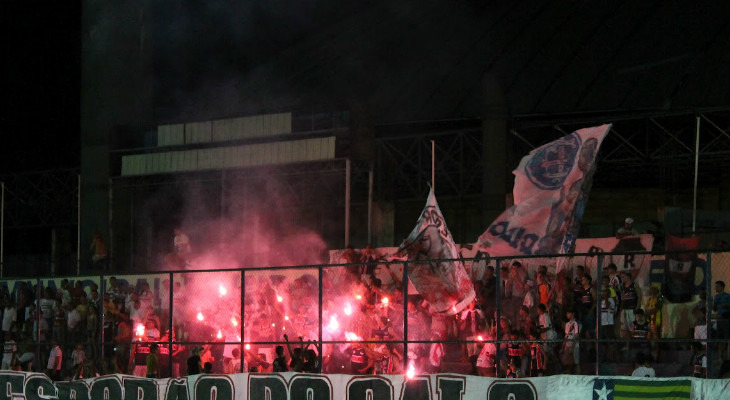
[616,217,639,239]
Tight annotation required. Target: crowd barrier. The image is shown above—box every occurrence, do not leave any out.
[0,249,729,381]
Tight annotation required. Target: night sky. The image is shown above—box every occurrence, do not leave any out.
[1,1,81,174]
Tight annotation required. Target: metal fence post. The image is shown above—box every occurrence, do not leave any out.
[495,257,502,374]
[705,251,712,378]
[318,265,324,371]
[167,272,174,377]
[241,270,246,373]
[402,260,409,373]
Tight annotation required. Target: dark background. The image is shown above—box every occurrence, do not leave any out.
[1,1,81,173]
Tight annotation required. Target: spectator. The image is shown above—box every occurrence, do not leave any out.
[605,264,622,294]
[536,272,551,307]
[71,344,86,379]
[506,329,528,377]
[458,299,486,358]
[1,332,17,370]
[528,330,546,377]
[630,308,652,361]
[475,332,497,377]
[522,280,537,310]
[713,280,730,321]
[2,300,18,336]
[560,310,580,374]
[599,288,617,362]
[146,344,160,379]
[618,270,642,350]
[16,334,34,372]
[90,231,108,271]
[174,229,192,258]
[203,362,213,373]
[616,217,638,239]
[228,348,243,374]
[644,286,663,359]
[631,352,656,377]
[187,346,202,375]
[46,339,63,380]
[272,345,288,372]
[691,341,707,378]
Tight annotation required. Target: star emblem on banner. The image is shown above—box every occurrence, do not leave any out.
[593,382,613,400]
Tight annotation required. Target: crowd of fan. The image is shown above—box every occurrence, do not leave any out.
[1,249,730,380]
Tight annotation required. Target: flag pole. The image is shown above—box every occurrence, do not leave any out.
[693,116,700,235]
[431,140,435,194]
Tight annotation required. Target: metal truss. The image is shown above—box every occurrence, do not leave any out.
[374,128,484,201]
[0,169,79,229]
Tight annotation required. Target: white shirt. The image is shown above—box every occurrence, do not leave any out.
[538,313,557,340]
[476,341,496,368]
[2,307,17,332]
[523,291,535,308]
[600,298,616,326]
[2,340,17,363]
[565,319,579,339]
[632,366,656,377]
[67,309,81,330]
[47,345,62,370]
[39,298,55,318]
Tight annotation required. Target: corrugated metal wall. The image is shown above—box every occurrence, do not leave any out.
[121,136,336,176]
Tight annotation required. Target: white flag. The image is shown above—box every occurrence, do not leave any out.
[478,124,611,257]
[397,187,475,315]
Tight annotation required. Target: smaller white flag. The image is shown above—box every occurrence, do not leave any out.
[396,187,475,315]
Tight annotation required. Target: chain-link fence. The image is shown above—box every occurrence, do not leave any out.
[2,249,729,379]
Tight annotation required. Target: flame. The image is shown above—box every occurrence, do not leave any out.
[284,315,290,321]
[344,331,360,341]
[231,317,238,327]
[343,303,353,316]
[327,315,339,332]
[245,344,250,350]
[477,335,484,341]
[135,324,145,337]
[197,312,204,321]
[218,285,227,296]
[355,294,362,300]
[382,297,389,305]
[406,362,416,379]
[276,295,284,303]
[216,330,223,339]
[271,323,276,327]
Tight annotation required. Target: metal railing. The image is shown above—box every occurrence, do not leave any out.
[2,249,729,379]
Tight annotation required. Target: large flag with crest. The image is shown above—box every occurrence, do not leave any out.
[478,124,611,257]
[396,186,475,315]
